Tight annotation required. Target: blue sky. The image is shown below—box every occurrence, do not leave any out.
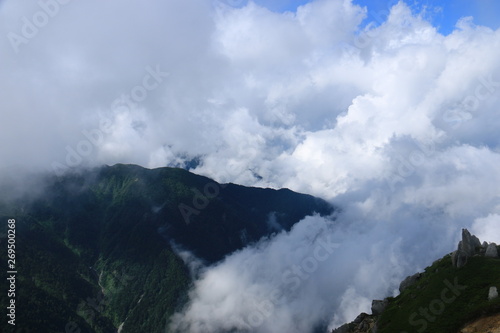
[254,0,500,35]
[353,0,500,34]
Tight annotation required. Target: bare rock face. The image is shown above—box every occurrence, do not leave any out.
[489,287,498,301]
[461,229,481,256]
[452,229,482,268]
[485,243,499,258]
[371,299,388,316]
[331,313,377,333]
[331,323,351,333]
[399,273,422,293]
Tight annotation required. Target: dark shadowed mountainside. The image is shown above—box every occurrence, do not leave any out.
[0,164,333,333]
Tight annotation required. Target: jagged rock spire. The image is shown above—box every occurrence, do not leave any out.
[451,228,497,268]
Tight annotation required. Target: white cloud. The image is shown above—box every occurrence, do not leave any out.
[471,214,500,244]
[2,0,500,331]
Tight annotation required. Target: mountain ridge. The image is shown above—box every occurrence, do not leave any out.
[0,163,334,333]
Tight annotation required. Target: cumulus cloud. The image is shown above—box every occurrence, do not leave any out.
[471,214,500,244]
[170,215,348,332]
[2,0,500,331]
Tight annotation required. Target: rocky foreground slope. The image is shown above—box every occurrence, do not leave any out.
[332,229,500,333]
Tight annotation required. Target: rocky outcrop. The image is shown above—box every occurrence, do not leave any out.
[331,229,500,333]
[452,229,485,268]
[485,243,499,258]
[331,323,351,333]
[371,299,388,316]
[463,229,482,255]
[331,313,377,333]
[399,273,422,293]
[489,287,498,301]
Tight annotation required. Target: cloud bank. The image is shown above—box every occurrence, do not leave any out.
[2,0,500,331]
